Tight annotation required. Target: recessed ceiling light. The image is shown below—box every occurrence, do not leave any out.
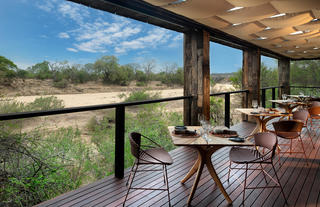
[290,31,303,35]
[264,27,272,30]
[295,46,300,48]
[286,50,295,53]
[311,18,319,22]
[257,36,268,40]
[304,30,311,33]
[168,0,187,5]
[227,7,243,12]
[275,44,282,48]
[303,51,308,53]
[232,23,242,26]
[269,13,286,18]
[313,47,319,50]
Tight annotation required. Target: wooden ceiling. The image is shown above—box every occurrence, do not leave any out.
[143,0,320,59]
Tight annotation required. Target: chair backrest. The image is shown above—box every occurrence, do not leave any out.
[129,132,142,159]
[293,109,309,123]
[309,106,320,116]
[311,101,320,107]
[254,132,278,156]
[272,120,304,133]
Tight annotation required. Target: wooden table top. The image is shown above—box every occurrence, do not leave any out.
[235,108,290,117]
[168,126,253,147]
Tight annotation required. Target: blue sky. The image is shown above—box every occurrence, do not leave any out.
[0,0,277,73]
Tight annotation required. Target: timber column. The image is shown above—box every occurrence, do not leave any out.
[183,30,210,125]
[242,48,261,121]
[278,58,290,97]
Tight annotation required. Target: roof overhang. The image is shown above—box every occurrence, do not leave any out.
[68,0,320,60]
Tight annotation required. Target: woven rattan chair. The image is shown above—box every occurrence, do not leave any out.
[123,132,173,206]
[293,110,315,148]
[272,120,308,163]
[228,132,287,206]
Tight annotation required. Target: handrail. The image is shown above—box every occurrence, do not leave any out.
[0,95,192,121]
[210,89,249,96]
[210,89,249,128]
[290,86,320,89]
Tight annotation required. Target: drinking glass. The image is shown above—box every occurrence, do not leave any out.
[282,94,287,100]
[252,99,258,109]
[200,120,212,142]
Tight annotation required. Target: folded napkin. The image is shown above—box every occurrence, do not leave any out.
[174,129,197,135]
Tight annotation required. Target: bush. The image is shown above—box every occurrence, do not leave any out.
[53,79,68,88]
[119,89,161,103]
[26,96,64,111]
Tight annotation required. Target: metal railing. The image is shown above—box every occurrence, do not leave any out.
[210,89,249,128]
[260,86,283,108]
[6,85,320,178]
[0,95,191,178]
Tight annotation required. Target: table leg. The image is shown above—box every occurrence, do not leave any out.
[187,150,204,205]
[205,152,232,204]
[181,156,200,184]
[186,146,232,206]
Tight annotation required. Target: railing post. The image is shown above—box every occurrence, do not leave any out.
[225,93,230,128]
[261,89,266,108]
[272,88,276,108]
[115,106,125,179]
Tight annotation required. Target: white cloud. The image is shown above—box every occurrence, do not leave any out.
[115,28,172,54]
[33,0,179,54]
[35,1,55,12]
[67,48,78,52]
[58,32,70,39]
[58,2,89,24]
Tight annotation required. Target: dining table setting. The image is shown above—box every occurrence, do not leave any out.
[168,123,253,205]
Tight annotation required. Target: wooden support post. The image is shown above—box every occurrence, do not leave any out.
[184,30,210,125]
[261,89,266,108]
[242,48,261,122]
[272,88,276,108]
[115,106,125,179]
[225,93,230,128]
[278,58,290,97]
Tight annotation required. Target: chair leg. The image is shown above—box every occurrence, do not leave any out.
[123,163,138,207]
[242,163,248,206]
[126,162,136,186]
[260,163,268,185]
[289,140,293,154]
[271,162,288,205]
[163,165,171,207]
[299,136,309,165]
[227,161,231,182]
[306,127,315,149]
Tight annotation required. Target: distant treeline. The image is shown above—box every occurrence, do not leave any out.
[229,60,320,88]
[0,55,183,88]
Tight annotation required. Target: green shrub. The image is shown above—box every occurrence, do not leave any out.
[119,89,161,103]
[26,96,64,111]
[53,79,68,88]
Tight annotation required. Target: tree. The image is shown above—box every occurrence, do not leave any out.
[93,56,119,84]
[29,61,52,79]
[0,56,17,80]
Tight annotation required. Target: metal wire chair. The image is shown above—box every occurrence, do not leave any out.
[228,132,287,206]
[123,132,173,206]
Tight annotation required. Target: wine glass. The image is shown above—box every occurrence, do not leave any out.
[282,94,287,100]
[252,99,258,109]
[200,120,212,142]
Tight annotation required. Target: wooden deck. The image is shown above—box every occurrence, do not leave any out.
[37,121,320,207]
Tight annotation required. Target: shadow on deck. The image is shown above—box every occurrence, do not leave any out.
[36,121,320,207]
